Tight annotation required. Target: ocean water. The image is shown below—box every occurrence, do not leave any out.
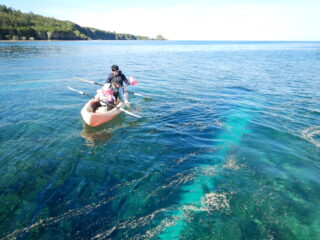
[0,40,319,240]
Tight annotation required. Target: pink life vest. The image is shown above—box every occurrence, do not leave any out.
[97,87,114,105]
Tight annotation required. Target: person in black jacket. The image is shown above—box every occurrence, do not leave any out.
[106,65,130,87]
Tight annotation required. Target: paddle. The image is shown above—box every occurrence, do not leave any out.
[75,77,150,98]
[75,77,103,86]
[67,86,141,118]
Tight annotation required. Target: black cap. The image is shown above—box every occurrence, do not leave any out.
[111,65,119,71]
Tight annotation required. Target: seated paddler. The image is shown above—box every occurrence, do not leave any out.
[110,79,130,107]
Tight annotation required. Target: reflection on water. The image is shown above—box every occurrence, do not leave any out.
[79,111,131,146]
[81,123,113,146]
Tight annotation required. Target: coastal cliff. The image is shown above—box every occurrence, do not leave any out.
[0,5,166,41]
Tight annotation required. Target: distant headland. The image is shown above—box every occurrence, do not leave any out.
[0,5,166,41]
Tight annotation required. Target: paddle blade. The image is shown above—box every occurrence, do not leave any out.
[75,77,103,86]
[129,76,138,86]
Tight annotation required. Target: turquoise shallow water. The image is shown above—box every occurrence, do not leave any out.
[0,41,320,240]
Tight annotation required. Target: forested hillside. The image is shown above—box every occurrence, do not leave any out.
[0,5,165,40]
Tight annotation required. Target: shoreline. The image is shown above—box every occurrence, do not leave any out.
[0,40,319,43]
[0,39,166,42]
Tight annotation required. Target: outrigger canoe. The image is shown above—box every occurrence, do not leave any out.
[81,93,128,127]
[67,86,141,127]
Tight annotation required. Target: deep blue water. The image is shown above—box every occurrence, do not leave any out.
[0,40,320,240]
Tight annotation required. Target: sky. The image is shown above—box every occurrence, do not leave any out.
[1,0,320,40]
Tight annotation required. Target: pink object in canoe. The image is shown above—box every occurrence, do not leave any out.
[80,99,126,127]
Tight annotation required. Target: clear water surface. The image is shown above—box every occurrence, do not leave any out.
[0,40,320,240]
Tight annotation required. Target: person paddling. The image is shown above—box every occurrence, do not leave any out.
[106,65,130,87]
[106,64,130,107]
[110,79,130,107]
